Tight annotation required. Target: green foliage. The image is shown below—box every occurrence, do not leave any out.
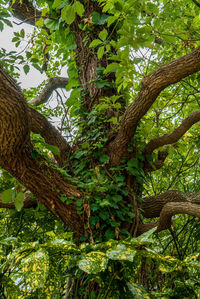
[1,0,200,297]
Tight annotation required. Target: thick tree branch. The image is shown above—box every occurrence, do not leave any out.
[140,190,200,218]
[29,77,69,106]
[109,46,200,164]
[0,67,70,166]
[144,110,200,155]
[10,0,42,26]
[137,191,200,235]
[0,66,84,236]
[157,202,200,231]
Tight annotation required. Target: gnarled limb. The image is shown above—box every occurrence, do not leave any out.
[29,77,69,106]
[137,190,200,235]
[140,190,200,218]
[144,110,200,155]
[109,46,200,165]
[157,202,200,231]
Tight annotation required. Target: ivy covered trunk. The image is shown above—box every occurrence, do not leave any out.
[68,1,142,240]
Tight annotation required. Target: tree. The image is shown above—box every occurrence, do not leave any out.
[1,0,200,297]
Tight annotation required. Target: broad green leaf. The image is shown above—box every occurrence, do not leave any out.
[89,39,102,48]
[1,189,13,203]
[14,192,24,212]
[92,12,108,25]
[107,15,118,27]
[131,227,157,245]
[23,64,30,75]
[127,282,150,298]
[74,1,85,17]
[49,239,77,251]
[44,18,60,30]
[52,0,65,9]
[78,251,108,274]
[106,244,136,261]
[97,46,104,59]
[61,5,75,24]
[127,158,138,168]
[99,155,109,163]
[2,18,12,27]
[104,62,119,74]
[21,249,49,290]
[20,29,25,38]
[36,17,44,27]
[99,29,108,41]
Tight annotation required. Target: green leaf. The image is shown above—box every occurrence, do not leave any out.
[1,189,13,203]
[92,12,108,25]
[14,192,24,212]
[44,18,60,30]
[2,18,12,27]
[89,39,102,48]
[107,116,118,124]
[131,227,157,245]
[99,155,109,163]
[99,29,108,41]
[107,15,118,27]
[114,1,123,11]
[23,64,30,75]
[126,167,140,176]
[44,143,60,155]
[21,249,49,290]
[52,0,67,9]
[61,5,75,24]
[74,1,85,17]
[20,29,25,38]
[78,251,108,274]
[104,62,119,74]
[106,244,136,262]
[127,282,149,298]
[127,158,138,168]
[0,21,4,32]
[97,46,104,59]
[12,36,19,42]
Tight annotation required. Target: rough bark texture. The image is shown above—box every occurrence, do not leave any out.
[0,66,84,237]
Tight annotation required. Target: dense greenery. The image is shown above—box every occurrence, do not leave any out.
[1,0,200,297]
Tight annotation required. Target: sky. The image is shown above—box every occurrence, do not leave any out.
[0,16,69,125]
[0,17,46,88]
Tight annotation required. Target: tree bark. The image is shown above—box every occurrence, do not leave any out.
[0,66,84,237]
